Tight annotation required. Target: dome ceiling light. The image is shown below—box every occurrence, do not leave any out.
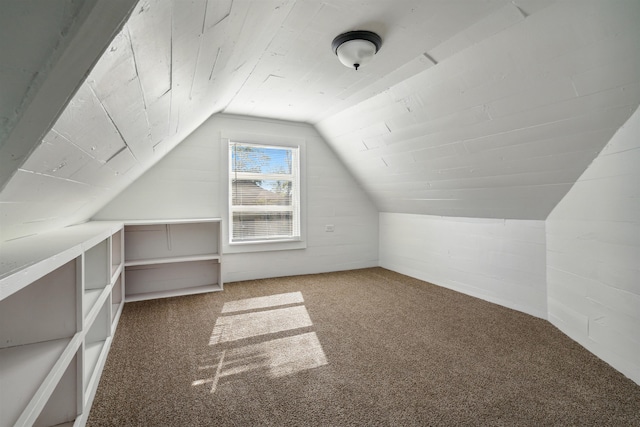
[331,30,382,71]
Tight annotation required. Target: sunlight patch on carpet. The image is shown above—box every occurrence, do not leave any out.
[195,293,328,393]
[221,291,304,313]
[209,305,312,345]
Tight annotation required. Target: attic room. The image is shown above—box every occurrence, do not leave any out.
[0,0,639,425]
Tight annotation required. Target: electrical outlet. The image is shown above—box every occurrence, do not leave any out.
[325,224,335,232]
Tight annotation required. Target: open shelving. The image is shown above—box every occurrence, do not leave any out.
[83,238,110,326]
[33,348,82,427]
[125,259,221,301]
[0,256,80,427]
[124,219,222,302]
[83,298,111,400]
[0,335,82,427]
[0,218,221,425]
[110,228,123,279]
[111,272,124,327]
[0,222,123,427]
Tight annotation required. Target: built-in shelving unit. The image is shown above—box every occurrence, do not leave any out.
[33,348,82,427]
[0,218,220,425]
[124,219,222,302]
[111,227,125,330]
[83,298,111,406]
[110,228,123,279]
[0,222,124,427]
[111,273,124,327]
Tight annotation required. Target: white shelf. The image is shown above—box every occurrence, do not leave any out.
[0,335,81,427]
[124,218,221,225]
[78,336,112,426]
[0,222,122,301]
[34,349,81,427]
[84,340,107,393]
[0,219,223,426]
[125,284,222,302]
[124,219,223,301]
[125,253,220,266]
[83,286,110,329]
[124,221,220,262]
[111,262,123,283]
[111,273,124,327]
[84,296,110,402]
[84,238,109,291]
[125,259,221,299]
[83,289,103,320]
[110,228,123,277]
[0,222,124,427]
[112,301,124,328]
[0,258,79,349]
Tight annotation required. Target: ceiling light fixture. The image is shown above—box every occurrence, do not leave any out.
[331,30,382,71]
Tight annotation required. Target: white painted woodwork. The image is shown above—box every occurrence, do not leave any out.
[84,239,109,291]
[0,0,85,141]
[380,213,547,319]
[0,221,124,426]
[0,0,638,392]
[111,228,123,277]
[0,0,568,242]
[0,0,137,190]
[124,222,219,262]
[125,261,221,300]
[0,336,82,427]
[2,1,639,241]
[111,273,124,325]
[316,0,640,220]
[34,351,81,427]
[95,115,380,282]
[84,299,110,393]
[0,259,78,349]
[547,105,640,385]
[122,219,223,301]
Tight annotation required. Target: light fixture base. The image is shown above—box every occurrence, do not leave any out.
[331,30,382,70]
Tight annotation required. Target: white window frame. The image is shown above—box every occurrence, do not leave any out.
[221,132,306,254]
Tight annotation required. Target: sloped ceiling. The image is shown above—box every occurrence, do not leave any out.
[0,0,137,189]
[1,0,639,241]
[317,1,640,219]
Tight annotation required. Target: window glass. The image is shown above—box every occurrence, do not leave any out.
[229,142,300,243]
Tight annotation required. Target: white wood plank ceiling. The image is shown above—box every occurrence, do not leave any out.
[1,0,639,240]
[317,0,640,219]
[0,0,83,144]
[0,0,137,191]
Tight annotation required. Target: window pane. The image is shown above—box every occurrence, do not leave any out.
[232,180,292,206]
[233,212,293,241]
[231,145,292,174]
[229,141,300,244]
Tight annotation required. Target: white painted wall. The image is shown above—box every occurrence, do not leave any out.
[547,106,640,385]
[94,114,379,282]
[379,213,547,319]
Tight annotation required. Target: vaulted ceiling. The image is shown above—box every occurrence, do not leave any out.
[1,0,639,241]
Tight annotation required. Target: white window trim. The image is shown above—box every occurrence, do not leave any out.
[221,132,307,254]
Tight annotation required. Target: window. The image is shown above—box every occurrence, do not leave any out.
[229,141,300,243]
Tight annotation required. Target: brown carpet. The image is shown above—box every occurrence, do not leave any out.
[88,268,640,426]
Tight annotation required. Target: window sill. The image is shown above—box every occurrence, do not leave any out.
[224,238,306,254]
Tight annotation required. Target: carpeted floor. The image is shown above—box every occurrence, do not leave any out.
[88,268,640,426]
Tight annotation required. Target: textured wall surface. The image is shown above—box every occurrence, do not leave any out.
[95,114,379,282]
[547,106,640,385]
[379,213,547,319]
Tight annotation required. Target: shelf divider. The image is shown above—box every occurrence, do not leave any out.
[125,253,220,267]
[125,283,222,302]
[2,333,82,427]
